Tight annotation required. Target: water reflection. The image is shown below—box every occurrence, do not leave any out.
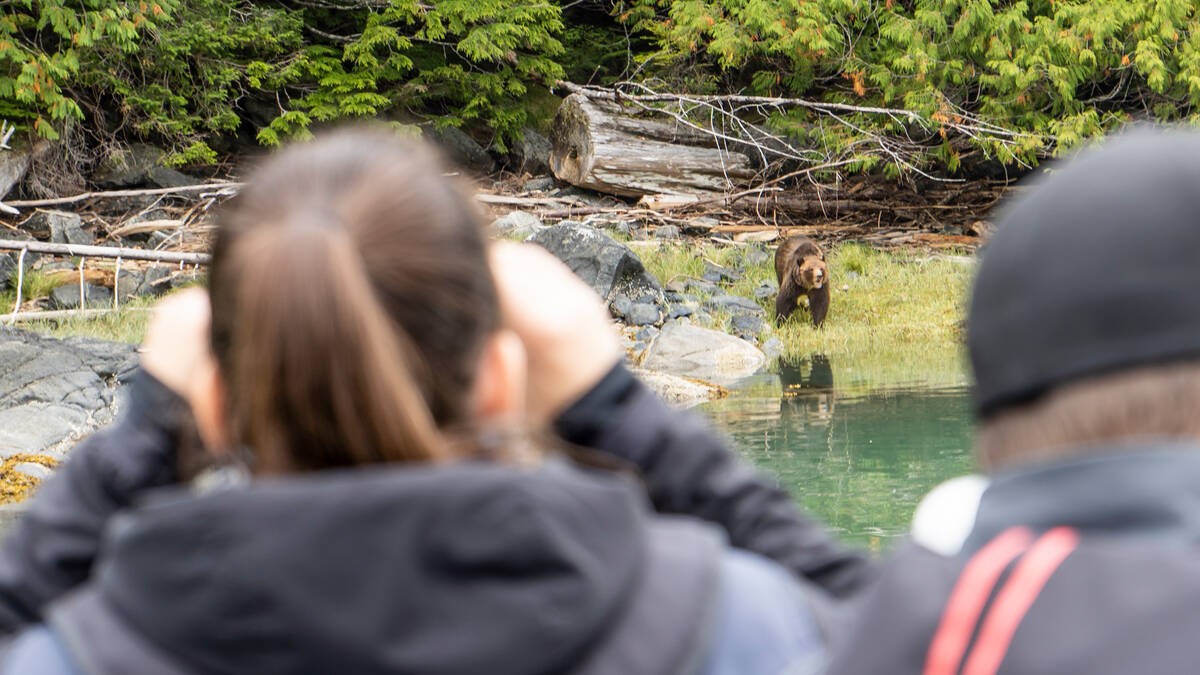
[702,354,975,551]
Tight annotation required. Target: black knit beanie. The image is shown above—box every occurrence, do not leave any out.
[969,127,1200,418]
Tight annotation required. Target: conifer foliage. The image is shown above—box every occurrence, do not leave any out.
[2,0,1199,172]
[0,0,563,162]
[619,0,1200,171]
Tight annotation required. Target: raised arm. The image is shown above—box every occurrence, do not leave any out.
[0,289,215,634]
[491,243,876,598]
[0,371,184,633]
[555,363,874,597]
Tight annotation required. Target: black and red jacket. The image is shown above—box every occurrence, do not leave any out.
[825,446,1200,675]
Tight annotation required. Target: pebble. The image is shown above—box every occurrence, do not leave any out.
[654,226,682,240]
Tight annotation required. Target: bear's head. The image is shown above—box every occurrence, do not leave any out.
[793,254,828,290]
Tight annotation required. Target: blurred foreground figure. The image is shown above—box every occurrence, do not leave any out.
[825,128,1200,675]
[0,129,871,674]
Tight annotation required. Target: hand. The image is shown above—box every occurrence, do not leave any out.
[139,288,226,452]
[490,242,622,425]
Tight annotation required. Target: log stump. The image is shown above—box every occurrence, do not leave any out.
[549,94,755,198]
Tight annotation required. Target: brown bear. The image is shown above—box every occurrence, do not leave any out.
[774,235,830,328]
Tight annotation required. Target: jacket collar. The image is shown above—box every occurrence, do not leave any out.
[964,442,1200,553]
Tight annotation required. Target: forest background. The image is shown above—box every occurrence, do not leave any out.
[2,0,1199,189]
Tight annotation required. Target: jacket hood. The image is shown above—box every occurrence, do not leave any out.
[48,462,724,675]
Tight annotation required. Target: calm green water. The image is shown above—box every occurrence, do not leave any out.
[701,355,976,552]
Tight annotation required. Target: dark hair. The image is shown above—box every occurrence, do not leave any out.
[208,127,499,473]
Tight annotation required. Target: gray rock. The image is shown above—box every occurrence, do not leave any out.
[704,294,765,316]
[170,269,204,290]
[745,245,771,267]
[0,327,136,456]
[0,254,14,289]
[94,143,165,188]
[730,314,767,338]
[702,261,741,284]
[630,367,723,409]
[51,283,113,310]
[523,177,557,192]
[635,326,660,342]
[0,229,37,264]
[0,146,32,200]
[754,282,777,301]
[511,128,553,176]
[491,211,545,240]
[761,337,784,359]
[111,266,140,297]
[528,223,663,304]
[685,279,719,295]
[684,217,719,234]
[609,294,633,320]
[626,303,662,326]
[50,212,92,246]
[147,166,194,189]
[425,126,496,175]
[666,280,687,294]
[552,187,616,208]
[136,265,172,297]
[641,323,766,384]
[668,303,695,319]
[654,226,681,240]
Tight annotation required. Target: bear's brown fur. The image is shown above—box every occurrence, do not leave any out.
[774,235,830,328]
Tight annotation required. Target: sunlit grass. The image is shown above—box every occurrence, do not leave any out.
[638,239,975,384]
[15,295,157,343]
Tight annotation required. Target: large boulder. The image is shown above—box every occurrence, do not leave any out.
[0,328,136,455]
[528,223,663,304]
[51,283,113,310]
[641,323,766,384]
[510,127,553,176]
[0,147,32,200]
[425,126,496,175]
[93,143,166,188]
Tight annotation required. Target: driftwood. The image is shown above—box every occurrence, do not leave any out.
[2,182,242,214]
[0,239,209,264]
[549,93,756,198]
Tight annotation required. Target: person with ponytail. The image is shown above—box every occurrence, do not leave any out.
[0,128,868,675]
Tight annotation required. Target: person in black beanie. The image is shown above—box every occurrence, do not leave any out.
[821,127,1200,675]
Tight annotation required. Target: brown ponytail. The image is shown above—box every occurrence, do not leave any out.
[209,128,499,473]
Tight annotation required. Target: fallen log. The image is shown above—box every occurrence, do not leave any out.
[549,93,756,198]
[0,240,209,264]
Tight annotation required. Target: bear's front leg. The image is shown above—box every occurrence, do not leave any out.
[808,285,830,328]
[775,281,801,327]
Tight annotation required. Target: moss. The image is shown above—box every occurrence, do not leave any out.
[0,454,59,504]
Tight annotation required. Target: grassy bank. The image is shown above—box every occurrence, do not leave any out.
[5,240,975,389]
[637,240,974,386]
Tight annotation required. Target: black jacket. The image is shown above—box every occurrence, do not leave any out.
[0,365,871,671]
[825,445,1200,675]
